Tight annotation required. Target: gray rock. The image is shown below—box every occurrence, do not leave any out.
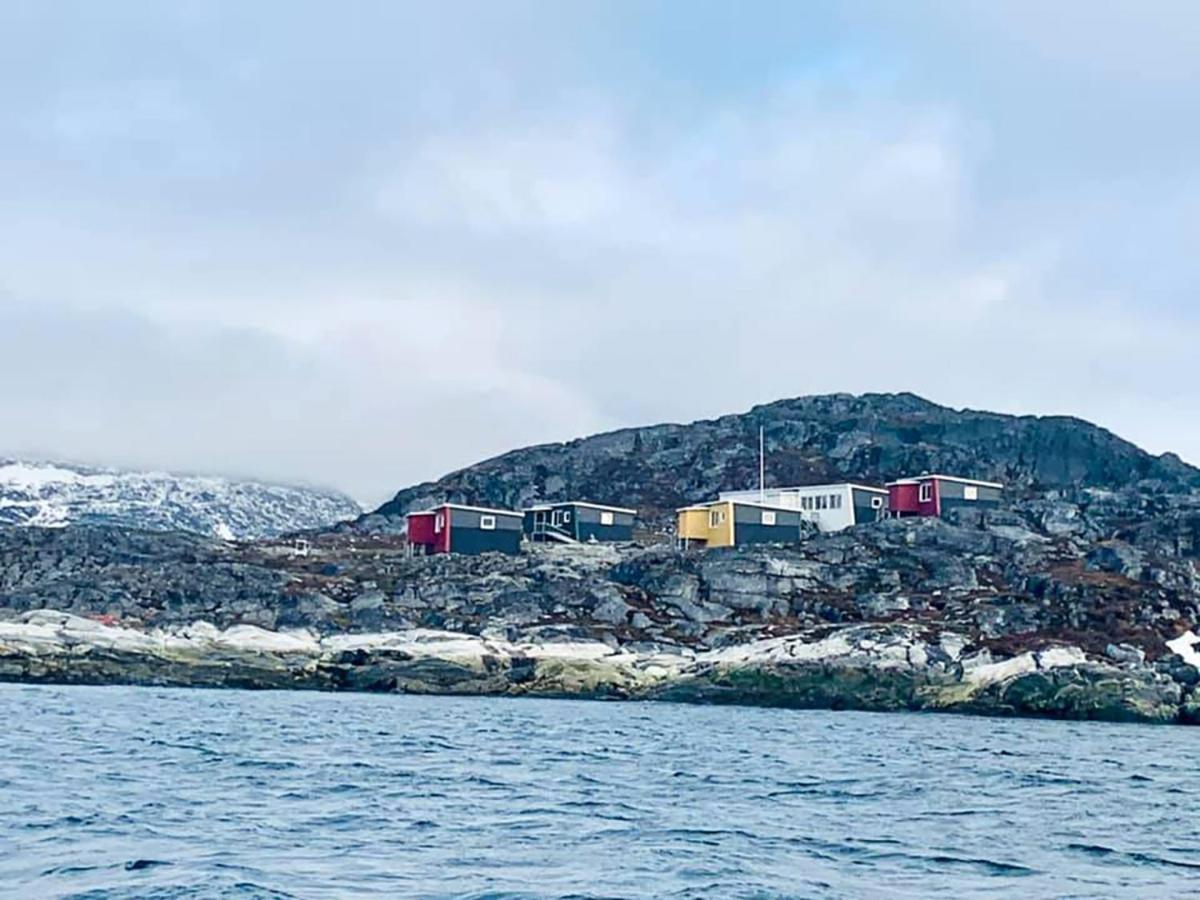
[1105,643,1146,666]
[591,594,631,626]
[1085,542,1146,579]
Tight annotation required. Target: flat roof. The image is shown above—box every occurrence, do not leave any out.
[410,503,524,517]
[722,482,887,495]
[676,498,802,515]
[885,475,1004,489]
[524,500,639,515]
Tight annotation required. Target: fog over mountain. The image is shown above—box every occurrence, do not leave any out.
[0,459,359,539]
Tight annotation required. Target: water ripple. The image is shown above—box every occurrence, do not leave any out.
[0,685,1197,897]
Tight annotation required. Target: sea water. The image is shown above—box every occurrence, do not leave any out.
[1,685,1197,898]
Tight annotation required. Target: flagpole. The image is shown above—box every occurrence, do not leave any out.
[759,425,765,503]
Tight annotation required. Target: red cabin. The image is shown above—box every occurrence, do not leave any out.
[886,475,1003,518]
[406,503,524,556]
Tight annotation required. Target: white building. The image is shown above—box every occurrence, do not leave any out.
[718,483,888,532]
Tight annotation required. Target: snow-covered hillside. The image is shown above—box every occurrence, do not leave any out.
[0,460,361,540]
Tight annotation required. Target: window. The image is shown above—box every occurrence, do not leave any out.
[871,496,884,509]
[480,515,497,530]
[831,494,842,509]
[817,495,828,510]
[564,511,572,523]
[964,485,978,501]
[801,496,812,510]
[762,510,776,526]
[435,513,445,532]
[919,482,934,503]
[600,511,615,526]
[710,510,721,528]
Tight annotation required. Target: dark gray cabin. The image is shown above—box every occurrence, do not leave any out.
[523,501,637,544]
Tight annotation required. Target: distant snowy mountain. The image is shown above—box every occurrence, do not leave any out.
[0,460,361,540]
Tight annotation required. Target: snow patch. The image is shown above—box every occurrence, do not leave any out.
[1166,631,1200,667]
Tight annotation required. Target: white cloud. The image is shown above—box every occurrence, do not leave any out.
[378,120,635,232]
[2,2,1200,502]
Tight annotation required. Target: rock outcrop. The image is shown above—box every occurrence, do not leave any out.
[367,393,1199,528]
[0,612,1186,724]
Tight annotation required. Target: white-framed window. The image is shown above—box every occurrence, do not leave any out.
[817,495,828,510]
[964,485,979,501]
[600,511,614,526]
[761,510,777,526]
[564,511,572,522]
[871,496,884,509]
[435,513,445,532]
[480,515,497,530]
[831,494,842,509]
[801,496,811,510]
[919,482,934,503]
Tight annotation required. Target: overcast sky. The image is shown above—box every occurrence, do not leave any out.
[2,2,1199,505]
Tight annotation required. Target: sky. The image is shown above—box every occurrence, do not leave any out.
[2,1,1199,506]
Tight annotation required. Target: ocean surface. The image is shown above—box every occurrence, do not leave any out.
[1,686,1197,898]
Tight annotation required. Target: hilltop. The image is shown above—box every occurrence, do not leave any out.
[368,393,1197,526]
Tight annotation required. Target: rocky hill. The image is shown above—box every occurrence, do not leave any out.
[0,459,361,540]
[369,393,1198,526]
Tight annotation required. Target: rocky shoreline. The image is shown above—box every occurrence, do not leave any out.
[3,489,1200,725]
[2,611,1198,725]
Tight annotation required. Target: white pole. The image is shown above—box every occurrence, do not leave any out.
[759,425,765,502]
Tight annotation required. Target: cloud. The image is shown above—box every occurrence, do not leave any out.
[0,301,610,505]
[1,1,1200,501]
[377,119,634,232]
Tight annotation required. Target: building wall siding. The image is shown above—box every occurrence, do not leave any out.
[731,503,803,545]
[448,527,522,555]
[720,485,873,532]
[444,507,521,554]
[407,512,436,544]
[677,508,711,543]
[570,505,634,541]
[732,523,800,545]
[889,482,921,516]
[708,502,737,547]
[575,520,634,542]
[448,508,522,531]
[527,504,635,542]
[850,487,888,526]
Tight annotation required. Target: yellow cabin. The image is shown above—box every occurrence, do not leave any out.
[676,502,736,548]
[675,499,803,549]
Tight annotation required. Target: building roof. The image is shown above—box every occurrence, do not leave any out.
[676,498,802,515]
[885,475,1004,489]
[410,503,524,517]
[524,500,639,515]
[722,482,888,495]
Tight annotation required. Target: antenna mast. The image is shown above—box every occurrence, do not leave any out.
[759,425,765,502]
